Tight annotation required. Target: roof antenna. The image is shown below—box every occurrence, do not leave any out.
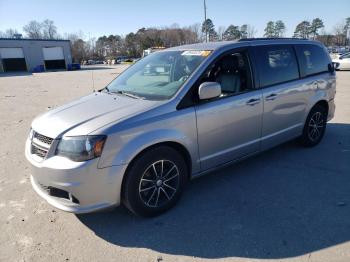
[91,69,95,92]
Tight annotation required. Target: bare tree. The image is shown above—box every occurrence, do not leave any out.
[23,20,43,38]
[170,23,180,29]
[0,28,20,38]
[64,31,85,41]
[188,23,202,42]
[246,25,257,38]
[333,21,347,45]
[42,19,57,39]
[217,26,226,41]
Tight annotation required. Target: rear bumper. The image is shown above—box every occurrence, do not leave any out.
[25,138,127,214]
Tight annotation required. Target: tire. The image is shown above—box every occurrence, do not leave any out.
[300,104,328,147]
[122,146,188,217]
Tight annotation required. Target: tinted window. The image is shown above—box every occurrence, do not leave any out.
[256,45,299,87]
[295,44,329,77]
[198,50,253,97]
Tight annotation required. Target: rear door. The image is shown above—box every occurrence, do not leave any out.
[254,44,306,150]
[294,43,336,117]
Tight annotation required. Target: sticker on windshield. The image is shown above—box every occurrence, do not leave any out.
[181,50,211,57]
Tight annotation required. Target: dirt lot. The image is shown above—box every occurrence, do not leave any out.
[0,66,349,262]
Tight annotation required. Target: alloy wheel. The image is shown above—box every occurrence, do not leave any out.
[138,160,180,208]
[307,111,324,142]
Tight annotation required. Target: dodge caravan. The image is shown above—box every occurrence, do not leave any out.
[25,39,336,216]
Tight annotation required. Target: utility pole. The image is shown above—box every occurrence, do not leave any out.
[204,0,208,42]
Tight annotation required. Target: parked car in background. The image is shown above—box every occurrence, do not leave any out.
[87,60,96,65]
[25,39,336,217]
[115,56,128,64]
[333,52,350,70]
[329,46,350,59]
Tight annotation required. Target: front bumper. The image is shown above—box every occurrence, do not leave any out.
[328,99,335,121]
[25,138,127,214]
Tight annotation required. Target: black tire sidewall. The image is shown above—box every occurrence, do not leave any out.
[301,105,327,147]
[123,146,188,217]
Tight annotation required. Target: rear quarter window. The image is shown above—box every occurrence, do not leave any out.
[256,45,299,87]
[295,44,330,77]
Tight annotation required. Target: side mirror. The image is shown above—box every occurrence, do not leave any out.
[198,82,221,100]
[328,63,336,73]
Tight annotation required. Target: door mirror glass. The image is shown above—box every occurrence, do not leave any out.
[198,82,221,100]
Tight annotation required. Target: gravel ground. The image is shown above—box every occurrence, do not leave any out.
[0,66,349,262]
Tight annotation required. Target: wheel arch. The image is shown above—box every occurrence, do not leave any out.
[304,99,329,126]
[310,99,329,116]
[120,141,193,201]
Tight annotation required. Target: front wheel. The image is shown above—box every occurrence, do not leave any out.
[122,146,188,217]
[300,104,328,147]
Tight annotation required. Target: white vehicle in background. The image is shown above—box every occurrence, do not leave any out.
[142,46,166,57]
[333,52,350,70]
[329,46,349,59]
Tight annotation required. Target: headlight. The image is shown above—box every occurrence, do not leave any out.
[29,128,34,140]
[55,135,107,162]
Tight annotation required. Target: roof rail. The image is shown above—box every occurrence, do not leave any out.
[239,37,309,42]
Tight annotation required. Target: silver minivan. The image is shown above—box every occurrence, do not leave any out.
[25,39,336,216]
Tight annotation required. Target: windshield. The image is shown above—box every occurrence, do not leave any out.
[106,50,211,100]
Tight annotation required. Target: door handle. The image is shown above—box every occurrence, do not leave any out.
[265,94,278,101]
[246,98,261,106]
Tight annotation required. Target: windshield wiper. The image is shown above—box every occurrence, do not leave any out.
[99,86,111,93]
[115,90,144,99]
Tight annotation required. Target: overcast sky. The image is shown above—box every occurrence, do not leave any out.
[0,0,349,38]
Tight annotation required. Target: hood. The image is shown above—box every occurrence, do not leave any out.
[31,92,161,138]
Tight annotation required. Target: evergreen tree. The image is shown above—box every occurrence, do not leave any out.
[223,25,241,40]
[202,19,217,41]
[294,21,311,38]
[275,20,286,37]
[264,21,275,38]
[310,18,324,39]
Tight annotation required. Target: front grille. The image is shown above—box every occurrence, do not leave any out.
[30,131,53,159]
[31,144,48,158]
[33,132,53,145]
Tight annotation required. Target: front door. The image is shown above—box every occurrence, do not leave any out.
[194,49,263,171]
